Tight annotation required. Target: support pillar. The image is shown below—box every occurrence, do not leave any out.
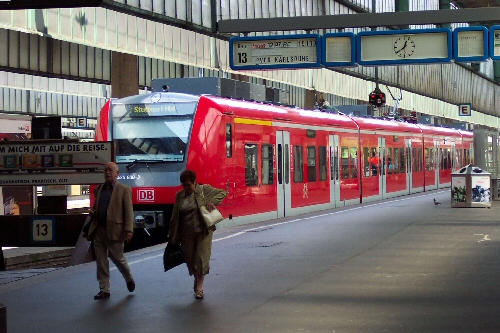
[0,247,4,271]
[111,52,139,98]
[439,0,451,28]
[0,303,5,333]
[494,61,500,83]
[395,0,409,29]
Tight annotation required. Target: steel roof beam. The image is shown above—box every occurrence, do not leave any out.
[218,7,500,33]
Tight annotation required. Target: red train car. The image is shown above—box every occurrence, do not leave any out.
[94,92,473,235]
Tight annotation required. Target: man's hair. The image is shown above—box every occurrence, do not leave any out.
[180,170,196,183]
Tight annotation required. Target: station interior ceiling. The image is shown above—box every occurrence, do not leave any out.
[455,0,500,7]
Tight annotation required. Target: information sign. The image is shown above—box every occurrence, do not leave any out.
[322,32,356,67]
[453,26,488,62]
[76,117,87,128]
[229,34,321,70]
[31,217,55,244]
[357,28,452,66]
[458,104,471,117]
[490,25,500,60]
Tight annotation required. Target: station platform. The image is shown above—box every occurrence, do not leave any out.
[1,189,500,332]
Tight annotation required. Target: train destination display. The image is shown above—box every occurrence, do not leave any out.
[229,34,321,70]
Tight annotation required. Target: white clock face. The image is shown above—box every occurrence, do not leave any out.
[393,35,416,58]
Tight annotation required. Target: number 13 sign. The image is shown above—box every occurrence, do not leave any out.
[31,217,55,243]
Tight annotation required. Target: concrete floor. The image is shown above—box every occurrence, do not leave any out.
[1,189,500,332]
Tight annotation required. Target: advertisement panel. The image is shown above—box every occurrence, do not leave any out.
[451,176,466,203]
[0,141,112,186]
[471,176,491,203]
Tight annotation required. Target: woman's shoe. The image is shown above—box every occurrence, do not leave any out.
[194,289,204,299]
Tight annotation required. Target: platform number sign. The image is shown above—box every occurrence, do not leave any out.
[459,104,471,117]
[76,117,87,128]
[31,217,55,243]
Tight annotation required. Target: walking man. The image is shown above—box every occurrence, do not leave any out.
[87,162,135,300]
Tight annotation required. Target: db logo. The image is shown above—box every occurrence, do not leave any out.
[138,189,154,201]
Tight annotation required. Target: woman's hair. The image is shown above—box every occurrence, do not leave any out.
[180,169,196,183]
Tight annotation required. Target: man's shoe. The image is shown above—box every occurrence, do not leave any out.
[127,280,135,292]
[94,291,110,300]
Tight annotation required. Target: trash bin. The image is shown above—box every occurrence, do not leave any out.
[451,164,491,208]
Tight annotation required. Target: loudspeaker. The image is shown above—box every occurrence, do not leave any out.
[37,195,67,214]
[31,116,62,140]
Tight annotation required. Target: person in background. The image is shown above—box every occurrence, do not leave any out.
[168,170,227,299]
[87,162,135,300]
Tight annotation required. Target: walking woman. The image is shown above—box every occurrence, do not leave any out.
[168,170,227,299]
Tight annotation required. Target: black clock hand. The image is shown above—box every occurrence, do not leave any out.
[395,40,408,54]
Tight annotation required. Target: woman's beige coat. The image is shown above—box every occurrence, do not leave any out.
[169,183,227,245]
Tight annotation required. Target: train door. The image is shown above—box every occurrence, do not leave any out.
[329,135,340,207]
[451,143,457,171]
[276,131,291,218]
[378,137,386,198]
[435,140,440,186]
[405,139,412,193]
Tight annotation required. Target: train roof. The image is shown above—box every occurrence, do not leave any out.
[202,95,359,130]
[105,92,472,139]
[416,123,464,138]
[350,116,422,134]
[112,92,200,105]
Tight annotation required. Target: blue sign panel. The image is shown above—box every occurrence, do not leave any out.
[322,32,356,67]
[453,26,488,62]
[357,28,452,66]
[490,25,500,60]
[229,34,321,70]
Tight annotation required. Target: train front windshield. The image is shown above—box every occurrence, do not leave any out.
[111,94,199,164]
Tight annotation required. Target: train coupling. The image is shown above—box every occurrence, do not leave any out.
[134,211,165,229]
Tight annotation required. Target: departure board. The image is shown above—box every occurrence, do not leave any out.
[229,34,321,70]
[490,26,500,60]
[453,26,488,62]
[322,32,356,67]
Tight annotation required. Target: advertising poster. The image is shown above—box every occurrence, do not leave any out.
[471,176,491,203]
[1,185,33,215]
[451,177,466,203]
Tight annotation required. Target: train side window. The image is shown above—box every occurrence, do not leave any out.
[285,144,290,184]
[341,147,349,179]
[319,146,327,181]
[425,148,430,170]
[277,144,283,184]
[334,146,339,181]
[418,148,423,172]
[330,145,339,181]
[307,146,316,182]
[293,145,304,183]
[387,147,393,174]
[447,149,451,169]
[363,147,370,177]
[400,147,406,173]
[350,147,358,179]
[226,124,232,158]
[439,148,443,170]
[262,144,273,185]
[393,148,400,173]
[245,143,258,186]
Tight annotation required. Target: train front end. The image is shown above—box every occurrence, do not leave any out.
[96,92,200,238]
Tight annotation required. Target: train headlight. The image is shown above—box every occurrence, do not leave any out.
[135,215,145,225]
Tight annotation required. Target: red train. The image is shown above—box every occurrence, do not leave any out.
[94,92,473,234]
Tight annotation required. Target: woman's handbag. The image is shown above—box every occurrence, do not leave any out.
[163,243,185,272]
[199,187,224,228]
